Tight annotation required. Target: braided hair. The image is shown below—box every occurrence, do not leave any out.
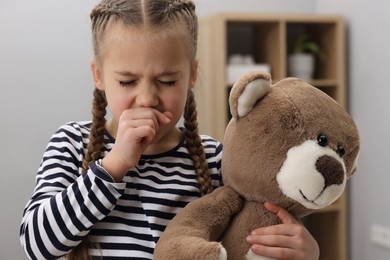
[68,1,212,259]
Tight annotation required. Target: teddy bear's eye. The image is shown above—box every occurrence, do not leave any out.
[317,135,328,147]
[337,145,346,157]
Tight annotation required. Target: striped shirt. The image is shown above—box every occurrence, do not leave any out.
[20,121,223,259]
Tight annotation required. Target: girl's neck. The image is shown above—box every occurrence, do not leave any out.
[143,127,182,155]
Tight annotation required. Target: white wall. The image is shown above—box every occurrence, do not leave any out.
[0,1,98,259]
[315,1,390,259]
[194,0,315,16]
[2,0,387,260]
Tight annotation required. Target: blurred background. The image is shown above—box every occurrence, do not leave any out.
[1,0,389,259]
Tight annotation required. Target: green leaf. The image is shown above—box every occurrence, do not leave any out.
[292,33,325,60]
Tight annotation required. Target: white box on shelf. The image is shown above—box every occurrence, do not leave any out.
[226,64,271,85]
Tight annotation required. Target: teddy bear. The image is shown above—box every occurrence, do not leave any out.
[154,72,360,260]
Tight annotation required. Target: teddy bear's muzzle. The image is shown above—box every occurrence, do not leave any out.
[276,139,347,209]
[315,155,345,187]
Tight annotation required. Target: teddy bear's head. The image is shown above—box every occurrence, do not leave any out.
[222,72,360,218]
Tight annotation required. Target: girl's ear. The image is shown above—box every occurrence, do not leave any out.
[190,60,198,89]
[91,58,104,90]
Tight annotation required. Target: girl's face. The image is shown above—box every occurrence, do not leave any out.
[91,21,196,152]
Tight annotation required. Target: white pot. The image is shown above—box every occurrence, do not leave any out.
[288,53,315,80]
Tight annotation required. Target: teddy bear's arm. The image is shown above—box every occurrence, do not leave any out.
[154,186,242,260]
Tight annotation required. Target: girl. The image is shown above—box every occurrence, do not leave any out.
[20,0,319,259]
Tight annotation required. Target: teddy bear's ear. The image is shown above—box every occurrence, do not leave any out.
[229,72,271,119]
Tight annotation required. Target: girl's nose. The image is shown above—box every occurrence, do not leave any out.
[136,83,159,107]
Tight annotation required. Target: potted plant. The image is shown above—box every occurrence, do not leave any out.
[288,33,325,80]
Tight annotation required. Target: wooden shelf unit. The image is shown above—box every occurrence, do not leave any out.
[195,13,347,260]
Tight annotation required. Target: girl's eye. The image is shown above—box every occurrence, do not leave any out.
[119,80,137,87]
[158,80,176,87]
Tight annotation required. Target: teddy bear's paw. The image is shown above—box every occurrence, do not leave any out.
[218,245,227,260]
[246,249,277,260]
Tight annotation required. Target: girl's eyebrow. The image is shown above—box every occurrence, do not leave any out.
[114,71,137,76]
[114,70,182,77]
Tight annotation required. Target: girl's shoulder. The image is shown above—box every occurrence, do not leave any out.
[49,121,93,147]
[53,121,93,136]
[199,134,223,163]
[199,134,223,151]
[59,120,93,131]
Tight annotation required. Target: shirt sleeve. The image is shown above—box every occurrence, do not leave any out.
[19,123,126,259]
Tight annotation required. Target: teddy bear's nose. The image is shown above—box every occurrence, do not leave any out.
[316,155,345,187]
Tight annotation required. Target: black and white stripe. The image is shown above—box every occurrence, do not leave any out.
[20,121,223,259]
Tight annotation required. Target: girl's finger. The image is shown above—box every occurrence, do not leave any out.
[246,233,294,247]
[158,110,172,124]
[127,108,172,126]
[251,223,301,237]
[249,243,297,260]
[264,202,299,225]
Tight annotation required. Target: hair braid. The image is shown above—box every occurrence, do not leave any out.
[147,0,198,58]
[90,5,118,57]
[68,89,106,260]
[183,90,213,196]
[164,0,195,13]
[82,89,107,172]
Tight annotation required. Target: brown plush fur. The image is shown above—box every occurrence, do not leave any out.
[154,72,360,260]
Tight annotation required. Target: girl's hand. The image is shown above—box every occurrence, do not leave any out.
[246,202,320,260]
[102,108,172,182]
